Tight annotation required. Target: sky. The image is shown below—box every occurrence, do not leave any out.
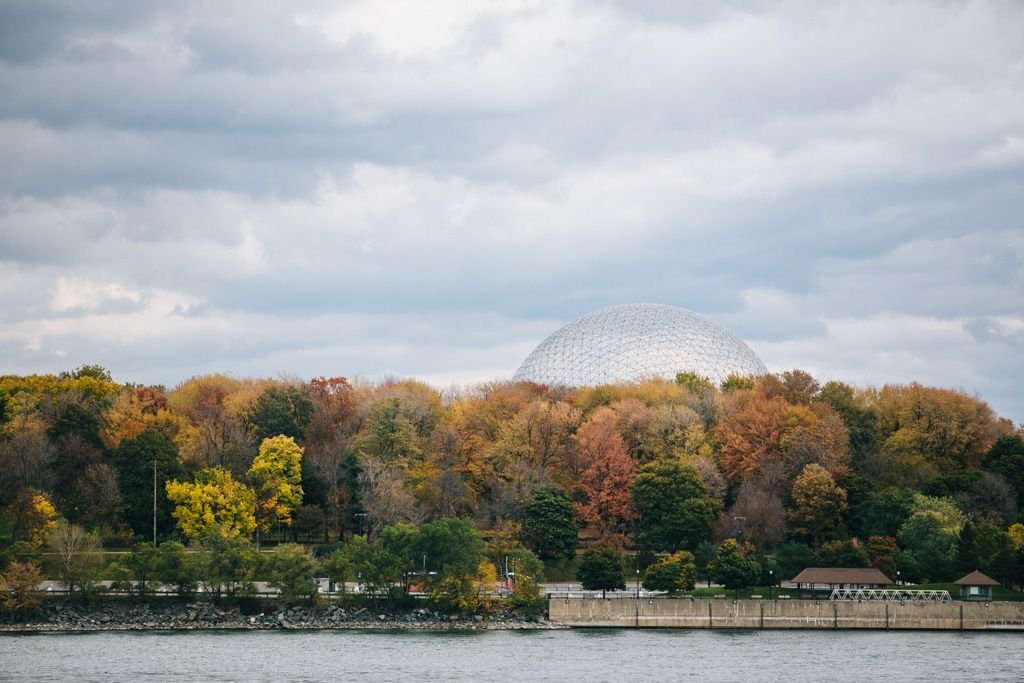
[0,1,1022,423]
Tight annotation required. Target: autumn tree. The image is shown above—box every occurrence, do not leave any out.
[570,407,626,483]
[0,561,44,616]
[643,551,697,593]
[414,423,474,518]
[788,464,848,546]
[777,402,850,482]
[167,375,258,475]
[370,380,445,438]
[248,435,304,542]
[709,538,761,590]
[101,386,187,451]
[23,490,57,550]
[2,487,57,550]
[165,467,256,541]
[358,457,425,534]
[875,383,1000,484]
[573,431,637,549]
[304,377,360,540]
[633,459,720,553]
[0,411,54,502]
[715,392,787,482]
[778,370,820,405]
[723,478,786,550]
[612,398,659,461]
[494,400,579,479]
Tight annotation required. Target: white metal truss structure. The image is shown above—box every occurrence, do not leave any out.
[513,304,769,387]
[829,588,952,602]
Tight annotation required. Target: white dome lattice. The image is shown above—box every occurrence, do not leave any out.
[513,303,767,387]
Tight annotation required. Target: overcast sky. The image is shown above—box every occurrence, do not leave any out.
[1,1,1022,422]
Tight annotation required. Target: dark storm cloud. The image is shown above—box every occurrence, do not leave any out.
[0,1,1022,421]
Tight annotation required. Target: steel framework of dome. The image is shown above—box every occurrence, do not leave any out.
[513,303,768,387]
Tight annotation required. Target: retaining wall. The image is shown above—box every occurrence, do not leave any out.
[549,597,1024,631]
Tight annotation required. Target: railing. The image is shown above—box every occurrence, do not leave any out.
[829,588,951,602]
[547,590,649,599]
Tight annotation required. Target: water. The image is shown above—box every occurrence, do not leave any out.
[2,629,1022,682]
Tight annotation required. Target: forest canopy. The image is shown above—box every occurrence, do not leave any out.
[1,366,1022,587]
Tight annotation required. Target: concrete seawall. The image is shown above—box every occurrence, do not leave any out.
[549,597,1024,631]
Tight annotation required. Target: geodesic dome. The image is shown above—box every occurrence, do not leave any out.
[513,303,768,387]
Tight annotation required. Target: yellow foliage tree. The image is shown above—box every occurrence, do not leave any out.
[166,467,256,542]
[248,435,304,536]
[27,492,58,550]
[100,387,190,451]
[1008,523,1024,552]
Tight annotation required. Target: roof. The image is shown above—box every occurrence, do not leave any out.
[954,570,1000,587]
[790,567,893,585]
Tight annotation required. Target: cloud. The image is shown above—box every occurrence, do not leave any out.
[0,1,1022,422]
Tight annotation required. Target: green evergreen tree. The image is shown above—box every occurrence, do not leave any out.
[111,429,183,539]
[632,459,719,552]
[710,539,761,591]
[576,548,626,597]
[522,488,577,560]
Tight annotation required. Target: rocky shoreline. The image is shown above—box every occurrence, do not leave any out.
[0,601,565,633]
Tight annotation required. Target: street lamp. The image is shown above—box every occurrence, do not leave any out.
[769,569,774,600]
[354,512,367,537]
[636,568,640,598]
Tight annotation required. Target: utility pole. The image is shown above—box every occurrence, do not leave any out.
[153,459,158,546]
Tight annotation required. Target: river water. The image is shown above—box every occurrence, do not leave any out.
[2,629,1022,682]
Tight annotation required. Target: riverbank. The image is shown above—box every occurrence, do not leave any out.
[0,601,564,633]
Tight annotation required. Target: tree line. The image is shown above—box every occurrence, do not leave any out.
[2,364,1024,608]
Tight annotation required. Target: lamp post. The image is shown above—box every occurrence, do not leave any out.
[897,570,901,587]
[153,459,158,547]
[769,569,773,600]
[354,512,366,537]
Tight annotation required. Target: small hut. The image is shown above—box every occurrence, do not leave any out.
[954,570,1000,601]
